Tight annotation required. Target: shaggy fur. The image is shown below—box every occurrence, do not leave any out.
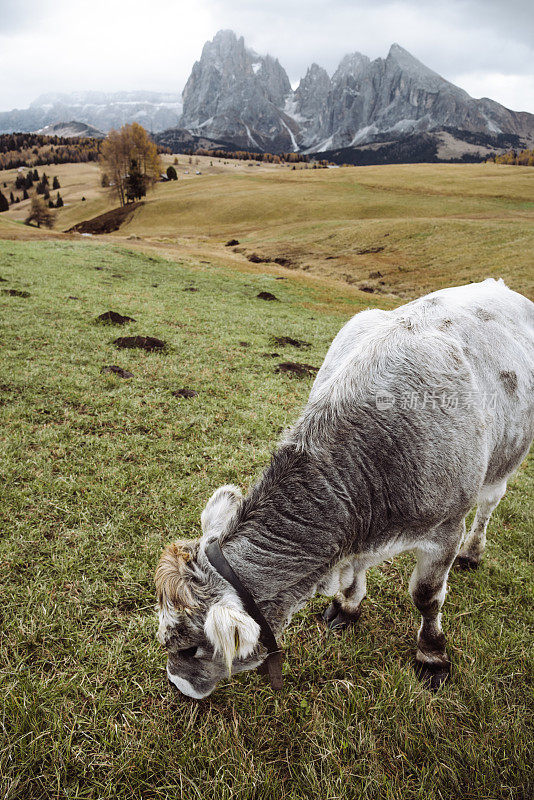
[156,279,534,698]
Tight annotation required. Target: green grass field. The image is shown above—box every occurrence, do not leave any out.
[1,238,532,800]
[2,160,533,301]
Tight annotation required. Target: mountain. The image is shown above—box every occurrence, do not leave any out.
[3,32,533,162]
[304,44,534,152]
[179,30,297,152]
[0,91,182,135]
[160,32,534,160]
[36,121,105,139]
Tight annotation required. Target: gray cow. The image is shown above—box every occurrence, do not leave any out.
[156,279,534,698]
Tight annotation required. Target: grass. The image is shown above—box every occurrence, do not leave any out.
[0,238,532,800]
[2,160,533,300]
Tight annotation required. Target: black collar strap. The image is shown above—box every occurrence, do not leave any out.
[204,538,284,691]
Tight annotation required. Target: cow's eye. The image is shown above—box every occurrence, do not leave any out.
[180,646,198,658]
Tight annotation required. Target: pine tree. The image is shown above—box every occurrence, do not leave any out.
[0,191,9,212]
[125,159,147,202]
[166,165,178,181]
[56,192,63,208]
[52,176,60,189]
[10,191,15,204]
[23,188,29,200]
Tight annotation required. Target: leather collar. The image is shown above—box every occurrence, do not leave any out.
[204,538,284,690]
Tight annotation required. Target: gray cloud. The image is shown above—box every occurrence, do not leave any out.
[0,0,533,113]
[0,0,50,32]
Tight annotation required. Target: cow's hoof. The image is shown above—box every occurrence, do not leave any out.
[322,600,361,631]
[454,555,480,571]
[414,659,451,691]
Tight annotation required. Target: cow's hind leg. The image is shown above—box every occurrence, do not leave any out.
[410,522,463,690]
[322,560,366,630]
[455,480,507,570]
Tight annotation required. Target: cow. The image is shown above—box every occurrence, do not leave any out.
[155,279,534,699]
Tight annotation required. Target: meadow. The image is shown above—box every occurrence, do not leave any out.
[0,231,532,800]
[1,159,533,301]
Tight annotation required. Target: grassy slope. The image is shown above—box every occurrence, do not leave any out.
[1,161,533,300]
[0,239,532,800]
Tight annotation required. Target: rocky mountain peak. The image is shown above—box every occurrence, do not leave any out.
[385,43,462,95]
[333,52,370,80]
[180,29,294,151]
[175,33,534,155]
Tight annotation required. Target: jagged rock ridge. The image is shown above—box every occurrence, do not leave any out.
[180,30,297,152]
[172,32,534,155]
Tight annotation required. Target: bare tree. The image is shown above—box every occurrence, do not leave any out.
[25,197,55,228]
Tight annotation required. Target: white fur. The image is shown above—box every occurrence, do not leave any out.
[297,278,534,458]
[166,667,211,699]
[204,599,261,673]
[201,484,243,538]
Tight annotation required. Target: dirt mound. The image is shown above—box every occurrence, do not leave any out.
[356,246,384,255]
[172,388,198,398]
[96,311,136,325]
[248,253,270,264]
[113,336,166,351]
[226,239,239,246]
[275,362,318,378]
[272,336,311,349]
[2,289,30,298]
[101,365,134,378]
[257,291,278,301]
[66,202,144,235]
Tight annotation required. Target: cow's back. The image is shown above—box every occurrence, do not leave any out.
[307,279,534,496]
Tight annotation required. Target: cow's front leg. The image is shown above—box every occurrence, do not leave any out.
[409,523,463,690]
[322,562,366,630]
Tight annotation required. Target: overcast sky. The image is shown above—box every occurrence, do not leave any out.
[1,0,533,112]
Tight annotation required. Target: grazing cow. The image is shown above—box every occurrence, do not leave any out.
[155,279,534,698]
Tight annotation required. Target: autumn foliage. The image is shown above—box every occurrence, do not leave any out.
[490,148,534,166]
[100,124,162,207]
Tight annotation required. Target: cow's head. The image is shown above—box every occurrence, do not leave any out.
[155,485,264,698]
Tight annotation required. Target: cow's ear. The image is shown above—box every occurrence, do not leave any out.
[204,603,260,673]
[201,485,243,536]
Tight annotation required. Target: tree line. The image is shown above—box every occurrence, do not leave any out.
[0,133,101,171]
[190,148,315,164]
[488,148,534,166]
